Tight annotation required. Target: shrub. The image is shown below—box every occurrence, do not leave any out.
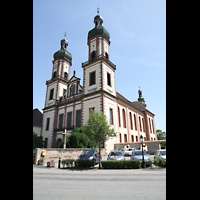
[148,159,152,166]
[76,159,95,168]
[158,158,166,167]
[61,159,75,168]
[101,160,141,169]
[153,158,159,166]
[153,158,166,168]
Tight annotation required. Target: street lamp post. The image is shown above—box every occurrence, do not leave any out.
[140,135,144,168]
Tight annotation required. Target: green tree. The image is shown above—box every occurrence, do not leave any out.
[86,109,117,168]
[33,132,45,149]
[156,129,166,149]
[156,129,166,140]
[58,126,98,149]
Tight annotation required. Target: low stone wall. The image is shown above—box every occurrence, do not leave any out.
[114,140,166,154]
[35,148,93,165]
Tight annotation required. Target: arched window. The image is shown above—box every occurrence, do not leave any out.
[129,112,133,130]
[105,52,109,59]
[142,118,145,132]
[131,135,134,142]
[139,116,142,132]
[57,138,62,148]
[53,71,56,78]
[124,134,127,143]
[91,51,96,60]
[70,85,75,96]
[64,72,68,79]
[118,106,121,127]
[134,114,137,130]
[149,118,152,133]
[152,119,155,134]
[122,109,126,128]
[136,135,138,142]
[119,133,122,143]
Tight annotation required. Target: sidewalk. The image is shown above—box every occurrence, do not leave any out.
[33,164,166,175]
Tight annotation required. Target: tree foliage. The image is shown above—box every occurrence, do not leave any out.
[33,132,44,149]
[58,126,98,149]
[156,129,166,140]
[86,109,117,142]
[156,129,166,149]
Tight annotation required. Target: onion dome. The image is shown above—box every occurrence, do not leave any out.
[53,38,72,62]
[88,12,110,41]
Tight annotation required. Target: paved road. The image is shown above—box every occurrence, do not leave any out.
[33,165,166,200]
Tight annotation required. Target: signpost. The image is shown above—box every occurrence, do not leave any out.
[62,129,70,149]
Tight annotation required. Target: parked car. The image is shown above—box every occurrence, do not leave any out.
[124,148,136,157]
[154,149,166,160]
[78,150,101,164]
[107,151,125,160]
[130,150,151,166]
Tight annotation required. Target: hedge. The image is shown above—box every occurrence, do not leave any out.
[101,160,141,169]
[75,159,95,168]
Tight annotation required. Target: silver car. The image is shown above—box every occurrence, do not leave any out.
[124,148,136,156]
[78,150,101,164]
[154,149,166,160]
[130,150,151,166]
[107,151,125,160]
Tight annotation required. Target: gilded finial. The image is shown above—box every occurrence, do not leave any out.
[64,32,66,38]
[97,7,99,13]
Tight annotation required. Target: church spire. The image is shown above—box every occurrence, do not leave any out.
[137,87,147,107]
[94,8,103,27]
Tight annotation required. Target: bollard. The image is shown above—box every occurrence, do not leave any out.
[58,157,61,168]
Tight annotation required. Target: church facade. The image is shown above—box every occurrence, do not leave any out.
[41,13,157,153]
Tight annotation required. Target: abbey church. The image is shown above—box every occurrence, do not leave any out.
[41,12,157,154]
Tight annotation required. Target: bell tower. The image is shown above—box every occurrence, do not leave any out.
[45,36,72,108]
[87,10,111,61]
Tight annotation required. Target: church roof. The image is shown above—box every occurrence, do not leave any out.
[33,109,43,127]
[88,25,110,41]
[116,92,154,116]
[53,49,72,62]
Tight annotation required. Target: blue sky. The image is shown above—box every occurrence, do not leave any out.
[33,0,166,132]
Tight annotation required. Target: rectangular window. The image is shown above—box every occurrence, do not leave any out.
[44,138,48,148]
[63,89,66,95]
[76,110,81,127]
[46,118,50,131]
[110,108,114,125]
[67,112,72,129]
[89,107,95,114]
[49,88,54,100]
[89,71,96,86]
[107,72,111,86]
[59,114,63,129]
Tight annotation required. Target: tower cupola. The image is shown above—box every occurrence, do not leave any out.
[94,14,103,27]
[61,38,68,50]
[137,88,147,107]
[53,38,72,63]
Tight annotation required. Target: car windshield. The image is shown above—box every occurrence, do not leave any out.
[134,151,147,156]
[80,151,94,156]
[160,151,166,155]
[110,151,123,156]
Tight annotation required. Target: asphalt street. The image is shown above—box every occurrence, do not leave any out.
[33,165,166,200]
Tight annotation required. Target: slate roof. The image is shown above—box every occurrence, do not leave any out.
[33,109,43,127]
[116,92,154,116]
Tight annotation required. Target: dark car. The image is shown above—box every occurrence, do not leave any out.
[78,150,101,164]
